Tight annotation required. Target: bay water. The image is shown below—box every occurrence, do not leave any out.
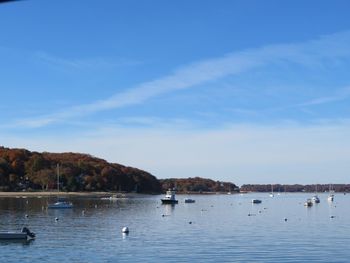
[0,193,349,262]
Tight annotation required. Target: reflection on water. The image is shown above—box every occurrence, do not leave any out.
[0,193,349,262]
[0,238,35,246]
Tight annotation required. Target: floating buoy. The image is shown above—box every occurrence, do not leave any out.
[188,221,192,224]
[25,214,29,218]
[330,215,335,219]
[284,218,288,222]
[55,217,59,221]
[122,227,129,234]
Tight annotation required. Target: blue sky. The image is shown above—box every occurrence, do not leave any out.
[1,0,350,185]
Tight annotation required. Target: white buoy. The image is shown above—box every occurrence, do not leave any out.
[122,227,129,234]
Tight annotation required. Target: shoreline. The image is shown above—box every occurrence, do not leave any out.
[0,191,132,198]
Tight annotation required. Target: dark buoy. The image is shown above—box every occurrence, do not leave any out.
[55,217,59,221]
[284,218,288,222]
[188,221,192,224]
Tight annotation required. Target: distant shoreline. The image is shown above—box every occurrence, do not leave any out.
[0,191,131,197]
[0,191,236,197]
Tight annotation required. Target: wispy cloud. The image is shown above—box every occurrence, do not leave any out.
[34,51,142,70]
[18,30,350,128]
[299,86,350,106]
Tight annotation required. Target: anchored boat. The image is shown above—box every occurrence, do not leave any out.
[184,198,195,203]
[48,164,73,209]
[161,189,178,204]
[0,227,35,240]
[304,199,313,207]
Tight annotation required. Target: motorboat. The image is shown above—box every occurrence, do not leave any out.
[0,227,35,240]
[161,189,178,204]
[304,199,313,207]
[311,195,320,204]
[184,198,195,203]
[251,199,262,204]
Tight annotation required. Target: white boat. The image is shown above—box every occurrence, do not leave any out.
[328,184,335,202]
[327,194,334,202]
[269,184,274,197]
[304,199,313,207]
[48,164,73,209]
[161,189,178,204]
[0,227,35,240]
[311,195,320,204]
[252,199,262,204]
[311,185,320,204]
[184,198,195,203]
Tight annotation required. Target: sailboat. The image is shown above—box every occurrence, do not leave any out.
[328,184,335,202]
[48,164,73,209]
[269,184,274,197]
[311,184,320,204]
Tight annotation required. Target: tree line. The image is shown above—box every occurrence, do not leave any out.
[240,184,350,193]
[0,147,239,194]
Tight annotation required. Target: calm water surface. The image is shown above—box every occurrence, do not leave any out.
[0,193,349,262]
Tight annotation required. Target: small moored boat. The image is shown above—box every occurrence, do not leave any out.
[0,227,35,240]
[252,199,262,204]
[327,194,334,202]
[311,195,320,204]
[184,198,195,203]
[328,184,335,202]
[304,199,313,207]
[48,164,73,209]
[48,199,73,209]
[161,189,178,204]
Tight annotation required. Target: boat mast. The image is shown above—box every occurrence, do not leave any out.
[57,163,60,193]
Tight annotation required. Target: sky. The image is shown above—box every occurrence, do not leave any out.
[1,0,350,185]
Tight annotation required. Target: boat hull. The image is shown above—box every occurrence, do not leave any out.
[0,233,28,240]
[161,199,178,204]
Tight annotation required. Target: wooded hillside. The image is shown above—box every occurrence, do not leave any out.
[0,147,161,193]
[0,147,240,194]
